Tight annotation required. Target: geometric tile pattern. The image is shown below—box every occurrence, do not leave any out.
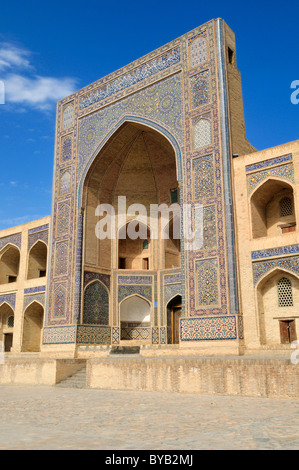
[24,293,45,310]
[28,229,48,251]
[252,255,299,286]
[190,70,209,108]
[245,153,292,172]
[80,47,181,110]
[247,163,294,195]
[0,233,21,251]
[77,325,111,344]
[43,326,76,344]
[24,286,46,294]
[84,271,110,290]
[57,203,70,236]
[164,284,182,305]
[201,205,217,250]
[61,137,73,163]
[188,33,208,68]
[59,170,71,196]
[28,224,49,235]
[152,327,159,344]
[159,327,167,344]
[83,280,109,325]
[193,154,214,199]
[55,242,69,277]
[180,316,237,341]
[62,103,74,130]
[53,284,67,318]
[121,326,151,341]
[118,285,152,303]
[0,293,16,310]
[251,244,299,260]
[78,73,184,184]
[112,327,120,344]
[193,118,212,149]
[196,258,219,306]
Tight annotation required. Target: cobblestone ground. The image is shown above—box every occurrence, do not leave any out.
[0,385,298,450]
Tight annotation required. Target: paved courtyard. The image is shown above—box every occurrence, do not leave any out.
[0,385,298,450]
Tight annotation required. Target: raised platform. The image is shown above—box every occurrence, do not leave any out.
[0,353,297,399]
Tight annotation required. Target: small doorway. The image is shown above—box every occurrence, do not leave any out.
[167,295,182,344]
[4,333,13,352]
[279,320,297,344]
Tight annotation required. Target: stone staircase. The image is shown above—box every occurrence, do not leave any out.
[56,364,87,389]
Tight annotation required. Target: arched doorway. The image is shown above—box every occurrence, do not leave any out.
[27,241,48,279]
[0,303,14,352]
[120,295,151,341]
[166,295,182,344]
[257,269,299,345]
[0,245,20,285]
[22,302,44,352]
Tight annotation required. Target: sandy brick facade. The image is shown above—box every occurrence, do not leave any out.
[0,19,298,359]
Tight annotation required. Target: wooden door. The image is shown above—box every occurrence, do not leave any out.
[172,306,182,344]
[280,320,297,344]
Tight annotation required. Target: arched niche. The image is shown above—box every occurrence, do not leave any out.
[22,302,44,352]
[82,121,179,272]
[119,295,151,341]
[256,269,299,345]
[166,295,182,344]
[83,280,109,325]
[250,179,296,239]
[0,303,15,352]
[0,245,20,285]
[27,241,48,280]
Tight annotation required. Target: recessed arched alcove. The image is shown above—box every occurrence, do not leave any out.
[82,121,180,272]
[250,179,296,239]
[0,303,15,352]
[0,245,20,285]
[27,241,48,280]
[22,302,44,352]
[119,295,151,341]
[256,269,299,345]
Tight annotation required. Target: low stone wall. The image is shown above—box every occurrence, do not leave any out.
[0,358,85,386]
[87,356,299,399]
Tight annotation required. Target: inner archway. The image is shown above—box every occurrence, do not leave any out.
[0,245,20,285]
[82,121,180,273]
[120,295,151,341]
[257,269,299,345]
[166,295,182,344]
[0,303,15,352]
[22,302,44,352]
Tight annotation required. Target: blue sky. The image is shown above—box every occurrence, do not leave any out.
[0,0,298,230]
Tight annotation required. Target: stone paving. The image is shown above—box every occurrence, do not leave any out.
[0,385,298,450]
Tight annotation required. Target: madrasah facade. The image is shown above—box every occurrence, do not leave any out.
[0,18,298,360]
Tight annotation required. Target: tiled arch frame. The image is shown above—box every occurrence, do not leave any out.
[77,115,184,208]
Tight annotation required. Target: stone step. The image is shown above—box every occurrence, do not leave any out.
[56,366,87,389]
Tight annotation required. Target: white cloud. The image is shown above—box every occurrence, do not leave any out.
[0,42,78,110]
[0,43,31,71]
[4,73,77,110]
